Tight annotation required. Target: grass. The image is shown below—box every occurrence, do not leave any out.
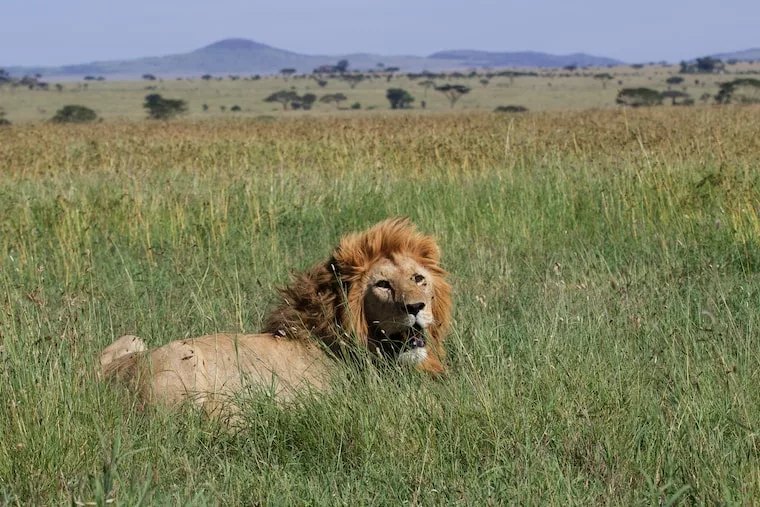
[1,106,760,504]
[2,61,760,122]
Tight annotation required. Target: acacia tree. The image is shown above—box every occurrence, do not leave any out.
[386,88,414,109]
[615,88,663,107]
[280,68,297,81]
[714,78,760,104]
[51,105,98,123]
[435,84,471,108]
[299,93,317,110]
[594,73,614,89]
[319,93,348,109]
[418,79,436,97]
[264,90,301,110]
[661,90,693,106]
[143,94,188,119]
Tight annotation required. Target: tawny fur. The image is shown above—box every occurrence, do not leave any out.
[101,217,452,411]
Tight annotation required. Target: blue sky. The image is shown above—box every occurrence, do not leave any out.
[1,0,757,66]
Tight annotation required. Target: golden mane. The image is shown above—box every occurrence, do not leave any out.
[263,217,452,369]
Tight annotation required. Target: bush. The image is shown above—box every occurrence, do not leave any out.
[230,105,242,112]
[494,105,528,113]
[386,88,414,109]
[51,105,98,123]
[144,94,188,120]
[350,102,361,110]
[616,88,663,108]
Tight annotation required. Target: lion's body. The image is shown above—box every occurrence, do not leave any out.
[100,218,452,412]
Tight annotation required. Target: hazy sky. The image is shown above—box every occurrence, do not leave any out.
[1,0,758,66]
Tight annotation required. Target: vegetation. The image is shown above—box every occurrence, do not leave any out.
[0,107,9,125]
[494,105,528,113]
[319,93,348,109]
[435,84,471,108]
[714,78,760,104]
[680,57,725,74]
[386,88,415,109]
[1,109,759,504]
[616,87,663,107]
[264,90,301,110]
[50,104,98,123]
[143,94,188,119]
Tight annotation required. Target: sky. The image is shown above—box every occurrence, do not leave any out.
[1,0,758,67]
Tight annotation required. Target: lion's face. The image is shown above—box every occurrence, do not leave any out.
[363,255,436,366]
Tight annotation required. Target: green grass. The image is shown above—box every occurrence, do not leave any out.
[1,108,760,504]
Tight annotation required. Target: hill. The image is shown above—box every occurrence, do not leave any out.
[4,38,623,79]
[711,48,760,62]
[428,49,623,68]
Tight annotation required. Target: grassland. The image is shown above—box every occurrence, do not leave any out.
[1,106,760,504]
[2,61,760,122]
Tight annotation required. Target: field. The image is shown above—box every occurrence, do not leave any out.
[2,61,760,122]
[1,105,760,504]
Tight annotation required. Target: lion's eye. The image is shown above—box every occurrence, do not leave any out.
[375,280,392,290]
[413,274,426,284]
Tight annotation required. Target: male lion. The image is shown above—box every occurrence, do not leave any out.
[100,217,452,413]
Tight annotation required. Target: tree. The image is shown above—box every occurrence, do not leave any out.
[143,94,188,119]
[0,69,11,84]
[680,57,725,74]
[665,76,684,87]
[700,92,712,104]
[201,74,213,81]
[230,105,242,112]
[714,78,760,104]
[342,74,364,89]
[264,90,300,110]
[0,108,10,126]
[435,84,471,108]
[280,68,297,80]
[55,83,64,92]
[299,93,317,110]
[335,59,349,73]
[660,90,693,106]
[479,78,490,87]
[51,105,98,123]
[418,79,436,97]
[615,88,663,107]
[386,88,414,109]
[319,93,348,109]
[142,74,157,81]
[593,73,614,89]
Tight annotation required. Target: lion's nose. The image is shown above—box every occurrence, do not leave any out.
[405,302,425,316]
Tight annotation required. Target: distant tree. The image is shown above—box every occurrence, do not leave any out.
[563,64,578,72]
[350,102,361,109]
[631,64,645,69]
[680,57,725,74]
[142,74,157,81]
[342,74,364,89]
[385,67,400,73]
[661,90,693,106]
[335,59,349,73]
[280,68,297,80]
[615,88,663,107]
[714,78,760,104]
[665,76,684,88]
[51,105,98,123]
[202,104,209,112]
[143,94,188,119]
[0,69,10,84]
[83,75,97,81]
[494,105,529,113]
[699,92,712,104]
[317,79,328,87]
[299,93,317,110]
[593,73,614,89]
[55,83,64,92]
[230,105,242,112]
[479,78,490,87]
[264,90,300,110]
[418,79,436,97]
[0,108,10,126]
[201,74,213,81]
[386,88,414,109]
[319,93,348,109]
[435,84,471,108]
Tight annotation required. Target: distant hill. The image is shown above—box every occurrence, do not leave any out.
[711,48,760,62]
[428,50,623,68]
[4,38,624,79]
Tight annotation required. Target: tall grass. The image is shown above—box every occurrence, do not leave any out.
[1,107,759,504]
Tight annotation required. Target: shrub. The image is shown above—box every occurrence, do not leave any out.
[144,94,188,119]
[351,102,361,110]
[51,105,98,123]
[494,105,529,113]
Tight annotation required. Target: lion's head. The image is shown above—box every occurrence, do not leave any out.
[264,217,452,375]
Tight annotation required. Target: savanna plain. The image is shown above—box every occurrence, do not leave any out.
[1,101,760,504]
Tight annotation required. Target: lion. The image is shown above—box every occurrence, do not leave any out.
[100,217,452,414]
